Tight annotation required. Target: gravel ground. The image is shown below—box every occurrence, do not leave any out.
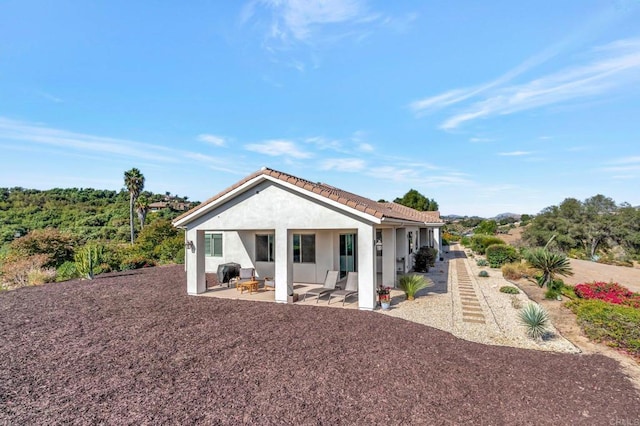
[382,246,579,354]
[1,265,640,425]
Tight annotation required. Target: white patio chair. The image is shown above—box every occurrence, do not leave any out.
[328,272,358,306]
[303,270,339,303]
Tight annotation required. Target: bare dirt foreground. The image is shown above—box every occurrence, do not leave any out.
[1,266,640,425]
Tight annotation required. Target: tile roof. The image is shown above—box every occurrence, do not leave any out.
[174,167,443,225]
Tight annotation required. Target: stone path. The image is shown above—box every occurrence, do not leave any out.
[383,244,578,353]
[455,258,486,324]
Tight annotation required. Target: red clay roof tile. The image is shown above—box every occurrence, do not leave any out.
[173,168,443,225]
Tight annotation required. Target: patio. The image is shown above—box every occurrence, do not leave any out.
[202,278,362,309]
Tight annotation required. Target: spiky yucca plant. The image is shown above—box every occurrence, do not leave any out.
[525,248,573,288]
[398,274,429,300]
[519,303,549,340]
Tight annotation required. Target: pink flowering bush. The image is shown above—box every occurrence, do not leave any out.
[574,281,640,309]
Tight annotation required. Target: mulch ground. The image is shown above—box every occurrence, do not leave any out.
[1,265,639,425]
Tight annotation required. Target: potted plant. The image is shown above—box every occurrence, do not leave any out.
[377,285,391,310]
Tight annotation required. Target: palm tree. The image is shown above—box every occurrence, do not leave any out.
[124,168,145,244]
[525,248,573,288]
[135,195,150,231]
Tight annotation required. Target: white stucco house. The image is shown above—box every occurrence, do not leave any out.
[172,167,444,310]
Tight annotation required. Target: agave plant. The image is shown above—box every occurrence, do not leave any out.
[398,274,429,300]
[525,248,573,288]
[518,303,549,340]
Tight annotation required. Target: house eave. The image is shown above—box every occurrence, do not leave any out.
[172,174,383,228]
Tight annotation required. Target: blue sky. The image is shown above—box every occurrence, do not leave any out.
[1,1,639,217]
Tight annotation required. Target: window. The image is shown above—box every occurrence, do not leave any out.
[293,234,315,263]
[256,234,275,262]
[204,233,223,257]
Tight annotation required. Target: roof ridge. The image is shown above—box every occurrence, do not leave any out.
[174,167,442,224]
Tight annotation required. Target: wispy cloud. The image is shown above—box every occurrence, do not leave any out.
[304,136,344,152]
[600,157,640,177]
[498,151,533,157]
[320,157,366,172]
[35,90,64,103]
[411,37,640,130]
[255,0,374,43]
[197,134,226,147]
[0,117,237,171]
[358,142,374,152]
[245,139,313,158]
[0,117,179,163]
[469,137,495,143]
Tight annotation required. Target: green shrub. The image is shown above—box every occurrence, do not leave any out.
[478,270,489,278]
[56,261,79,282]
[485,244,520,268]
[398,274,429,300]
[519,303,550,340]
[413,246,437,272]
[567,299,640,356]
[6,229,80,268]
[154,234,185,264]
[476,259,489,267]
[544,279,565,300]
[567,248,587,260]
[27,267,57,285]
[460,236,471,247]
[500,286,520,294]
[119,254,156,271]
[470,235,505,254]
[74,244,104,280]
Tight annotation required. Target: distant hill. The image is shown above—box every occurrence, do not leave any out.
[493,212,521,221]
[0,187,196,247]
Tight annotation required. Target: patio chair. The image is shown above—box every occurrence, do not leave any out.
[231,267,255,289]
[328,272,358,306]
[263,277,275,291]
[303,270,339,303]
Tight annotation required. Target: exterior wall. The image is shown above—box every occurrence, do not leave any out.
[202,229,337,283]
[179,178,441,310]
[182,181,378,309]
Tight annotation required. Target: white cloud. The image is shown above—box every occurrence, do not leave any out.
[611,156,640,164]
[258,0,371,42]
[0,117,239,171]
[358,142,374,152]
[0,117,179,163]
[244,139,313,158]
[410,37,640,130]
[438,37,640,130]
[469,137,494,143]
[197,134,226,147]
[498,151,532,157]
[304,136,343,151]
[320,158,366,172]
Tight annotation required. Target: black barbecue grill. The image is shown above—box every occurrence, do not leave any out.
[216,262,240,287]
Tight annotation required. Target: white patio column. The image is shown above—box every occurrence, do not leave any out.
[433,227,442,262]
[186,229,206,295]
[381,228,396,288]
[274,227,293,303]
[357,225,375,310]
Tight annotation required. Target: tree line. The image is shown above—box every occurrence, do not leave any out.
[0,169,195,289]
[523,194,640,263]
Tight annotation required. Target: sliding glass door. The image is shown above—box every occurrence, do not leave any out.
[339,234,357,279]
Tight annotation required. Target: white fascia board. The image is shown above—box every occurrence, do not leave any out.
[173,174,382,227]
[380,218,444,227]
[262,175,382,225]
[172,175,265,227]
